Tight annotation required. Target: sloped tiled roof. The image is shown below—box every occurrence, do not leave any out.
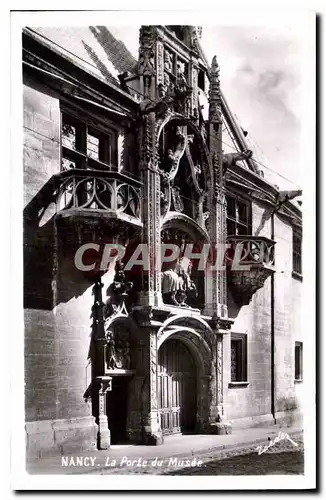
[29,26,138,88]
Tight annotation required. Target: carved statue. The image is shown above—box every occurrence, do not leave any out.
[103,261,133,319]
[223,150,253,174]
[176,266,197,308]
[138,26,155,77]
[171,185,184,212]
[106,331,117,370]
[105,328,131,370]
[161,261,197,307]
[158,72,171,98]
[115,340,131,370]
[161,264,182,306]
[111,260,133,296]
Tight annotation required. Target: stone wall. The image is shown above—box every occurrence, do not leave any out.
[223,201,303,427]
[23,75,60,311]
[273,213,303,424]
[24,77,97,457]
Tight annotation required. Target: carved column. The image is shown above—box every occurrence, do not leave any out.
[93,279,106,376]
[96,377,112,449]
[156,36,164,88]
[208,330,218,424]
[191,63,199,124]
[205,59,231,434]
[134,308,163,444]
[138,26,156,99]
[216,333,224,415]
[205,56,228,319]
[138,26,162,308]
[215,333,231,434]
[91,279,114,448]
[215,182,228,315]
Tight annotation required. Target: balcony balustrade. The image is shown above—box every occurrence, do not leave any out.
[226,235,276,304]
[54,169,142,223]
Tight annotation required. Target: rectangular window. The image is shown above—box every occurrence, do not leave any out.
[230,333,248,383]
[293,230,302,276]
[226,194,251,236]
[61,112,117,171]
[198,70,205,91]
[295,342,303,381]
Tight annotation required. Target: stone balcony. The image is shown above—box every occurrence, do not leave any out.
[226,235,276,305]
[53,169,143,241]
[56,169,141,220]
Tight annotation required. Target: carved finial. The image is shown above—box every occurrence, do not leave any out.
[209,56,221,124]
[92,277,106,340]
[211,56,219,75]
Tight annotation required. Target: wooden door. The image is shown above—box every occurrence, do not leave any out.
[158,339,196,435]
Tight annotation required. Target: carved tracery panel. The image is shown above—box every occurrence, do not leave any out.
[158,120,211,229]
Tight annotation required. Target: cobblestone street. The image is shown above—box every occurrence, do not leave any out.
[94,434,304,476]
[26,428,304,477]
[164,451,304,476]
[166,435,304,476]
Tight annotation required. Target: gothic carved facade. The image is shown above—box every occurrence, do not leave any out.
[23,25,303,457]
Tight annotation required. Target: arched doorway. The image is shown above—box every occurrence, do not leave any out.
[106,376,130,444]
[158,338,197,435]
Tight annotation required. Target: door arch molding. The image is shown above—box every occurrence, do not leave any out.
[157,325,211,378]
[157,325,212,434]
[157,313,215,353]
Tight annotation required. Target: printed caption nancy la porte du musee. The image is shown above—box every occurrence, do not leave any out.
[62,456,204,468]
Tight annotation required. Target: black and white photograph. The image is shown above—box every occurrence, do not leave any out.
[8,4,316,492]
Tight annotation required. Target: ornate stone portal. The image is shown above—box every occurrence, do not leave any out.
[89,26,233,446]
[135,27,232,441]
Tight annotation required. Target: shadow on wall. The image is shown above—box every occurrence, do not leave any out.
[23,178,100,310]
[24,176,58,310]
[88,26,137,76]
[254,206,274,236]
[227,286,243,319]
